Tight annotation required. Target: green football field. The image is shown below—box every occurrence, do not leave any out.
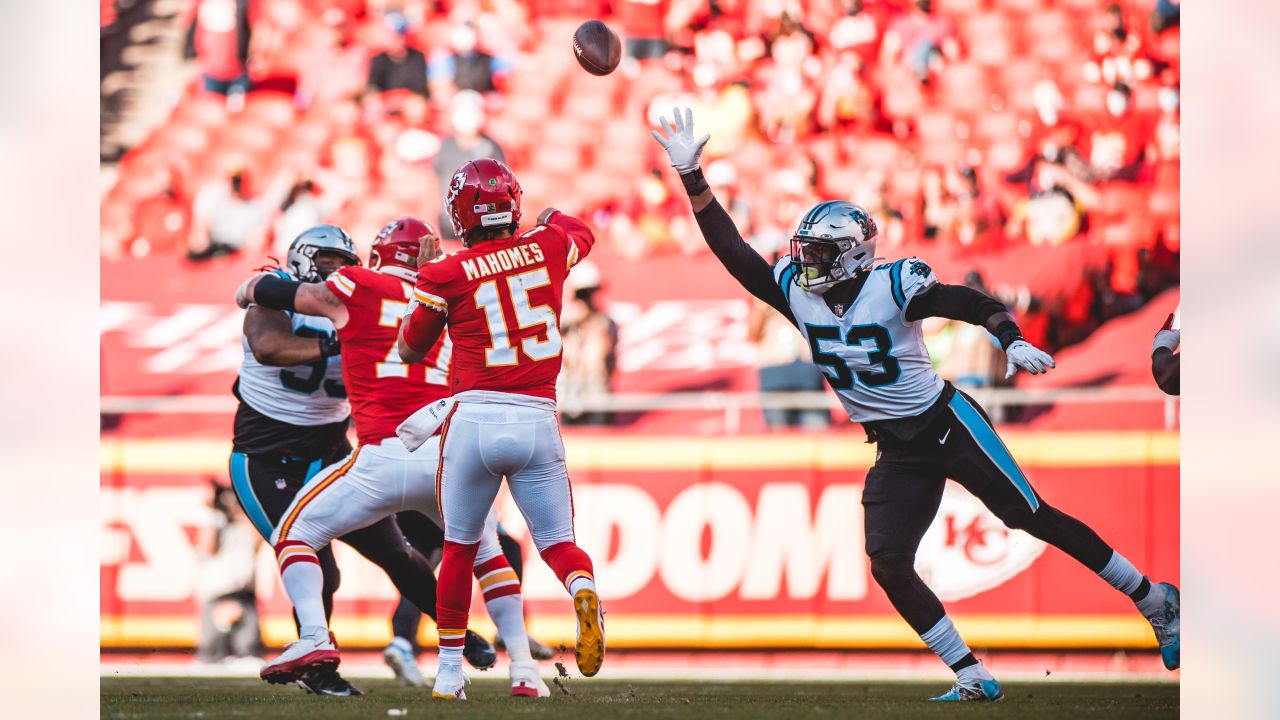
[102,678,1178,719]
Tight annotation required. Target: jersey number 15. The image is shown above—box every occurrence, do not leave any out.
[474,267,562,366]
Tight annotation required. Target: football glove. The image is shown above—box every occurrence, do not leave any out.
[1152,313,1180,354]
[1005,340,1056,379]
[319,335,342,358]
[651,107,710,175]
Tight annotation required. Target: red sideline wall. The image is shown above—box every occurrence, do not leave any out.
[101,431,1177,650]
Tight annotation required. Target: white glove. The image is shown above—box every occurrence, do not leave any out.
[1005,340,1056,379]
[1152,328,1179,354]
[651,107,710,174]
[1152,313,1179,354]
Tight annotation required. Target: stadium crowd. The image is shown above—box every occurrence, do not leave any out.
[102,0,1179,364]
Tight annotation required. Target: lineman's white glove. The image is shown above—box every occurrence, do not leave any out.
[651,107,710,174]
[1152,313,1179,354]
[1005,340,1056,379]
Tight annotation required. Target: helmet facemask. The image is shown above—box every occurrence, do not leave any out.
[287,225,360,282]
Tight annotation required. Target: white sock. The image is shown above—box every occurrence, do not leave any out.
[486,594,533,665]
[437,644,464,672]
[920,615,973,669]
[568,575,596,597]
[280,561,328,638]
[1135,582,1168,617]
[956,659,994,684]
[1097,551,1143,595]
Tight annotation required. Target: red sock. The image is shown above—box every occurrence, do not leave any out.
[437,540,479,649]
[474,554,521,602]
[539,541,595,592]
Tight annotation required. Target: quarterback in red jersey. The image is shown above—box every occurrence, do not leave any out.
[235,217,548,698]
[397,158,605,700]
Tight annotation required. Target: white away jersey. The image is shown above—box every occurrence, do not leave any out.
[237,304,350,427]
[772,255,945,422]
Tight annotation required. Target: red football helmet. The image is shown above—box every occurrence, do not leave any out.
[446,158,522,245]
[370,216,436,282]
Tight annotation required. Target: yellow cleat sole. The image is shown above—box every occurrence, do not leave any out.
[573,589,605,677]
[431,690,466,701]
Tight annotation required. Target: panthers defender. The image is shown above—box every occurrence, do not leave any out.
[236,217,548,698]
[397,158,605,700]
[653,109,1179,701]
[233,225,480,696]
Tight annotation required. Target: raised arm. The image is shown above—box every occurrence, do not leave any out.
[243,306,339,366]
[652,108,795,325]
[235,273,350,328]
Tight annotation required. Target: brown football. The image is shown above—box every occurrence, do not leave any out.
[572,19,622,76]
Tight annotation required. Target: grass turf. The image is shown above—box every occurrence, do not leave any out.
[102,677,1178,719]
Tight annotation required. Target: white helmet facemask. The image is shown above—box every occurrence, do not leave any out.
[789,201,879,294]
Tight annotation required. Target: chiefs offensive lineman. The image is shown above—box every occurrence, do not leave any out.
[236,217,549,698]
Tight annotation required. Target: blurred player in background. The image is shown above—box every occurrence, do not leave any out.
[654,108,1180,702]
[236,218,547,698]
[397,158,605,700]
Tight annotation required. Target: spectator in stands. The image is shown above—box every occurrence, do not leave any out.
[433,90,506,239]
[366,12,428,98]
[617,0,669,63]
[428,20,512,98]
[272,177,331,256]
[879,0,959,86]
[1004,161,1093,247]
[949,165,1006,250]
[1082,82,1151,183]
[196,482,262,664]
[827,0,887,66]
[184,0,252,109]
[608,169,685,258]
[845,171,905,252]
[187,166,269,260]
[1084,3,1153,87]
[1151,84,1180,164]
[559,261,619,426]
[1150,0,1179,34]
[296,15,368,108]
[920,166,956,244]
[817,50,875,139]
[755,12,820,143]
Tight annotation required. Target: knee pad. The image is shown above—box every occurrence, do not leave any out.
[869,552,918,590]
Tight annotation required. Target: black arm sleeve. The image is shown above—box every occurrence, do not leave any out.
[906,284,1024,349]
[684,170,796,325]
[1152,348,1180,396]
[906,283,1006,324]
[254,275,301,312]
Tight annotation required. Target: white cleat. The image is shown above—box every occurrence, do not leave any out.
[382,640,426,687]
[509,660,551,698]
[431,664,469,701]
[259,631,339,684]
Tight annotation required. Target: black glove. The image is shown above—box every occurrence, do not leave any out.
[319,335,342,358]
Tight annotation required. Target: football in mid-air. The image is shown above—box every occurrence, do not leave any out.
[572,19,622,76]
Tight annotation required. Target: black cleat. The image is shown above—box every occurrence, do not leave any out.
[496,632,557,661]
[464,629,497,670]
[296,667,364,697]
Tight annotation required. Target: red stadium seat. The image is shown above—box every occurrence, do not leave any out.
[1073,83,1108,115]
[938,63,991,114]
[974,111,1021,143]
